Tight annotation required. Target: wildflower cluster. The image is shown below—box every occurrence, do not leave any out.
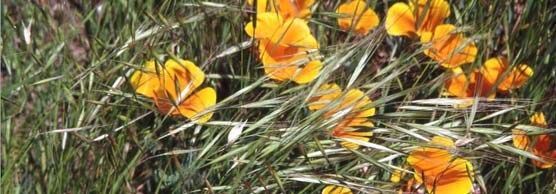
[125,0,553,193]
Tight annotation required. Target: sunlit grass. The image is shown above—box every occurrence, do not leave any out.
[1,0,555,193]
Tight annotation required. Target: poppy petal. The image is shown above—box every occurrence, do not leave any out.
[159,59,204,101]
[512,129,530,150]
[408,136,474,194]
[444,67,469,98]
[272,18,315,47]
[130,60,161,98]
[291,60,322,84]
[421,24,477,68]
[333,126,373,149]
[499,64,533,91]
[278,0,314,19]
[341,89,374,118]
[480,57,533,91]
[336,0,380,35]
[430,159,474,194]
[530,112,547,127]
[531,134,556,168]
[480,57,507,85]
[244,12,283,39]
[165,59,205,88]
[341,118,374,127]
[322,185,353,194]
[308,83,342,111]
[411,0,451,34]
[178,87,217,123]
[258,40,314,82]
[385,2,417,37]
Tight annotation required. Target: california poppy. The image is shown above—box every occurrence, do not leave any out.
[309,83,375,149]
[444,57,533,102]
[443,67,496,99]
[512,112,556,168]
[246,0,314,19]
[309,84,375,126]
[332,127,374,149]
[322,185,353,194]
[385,0,450,37]
[407,136,474,194]
[130,59,216,123]
[480,57,533,92]
[336,0,380,35]
[245,13,322,83]
[278,0,314,19]
[420,24,478,68]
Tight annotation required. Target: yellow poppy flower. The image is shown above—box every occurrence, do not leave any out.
[407,136,474,194]
[480,57,533,92]
[332,127,374,149]
[512,129,530,150]
[308,83,343,111]
[309,83,376,149]
[245,13,322,83]
[309,84,375,125]
[512,112,555,168]
[322,185,353,194]
[336,0,380,35]
[530,112,547,126]
[512,112,548,150]
[421,24,477,68]
[277,0,314,19]
[443,67,496,99]
[247,0,313,19]
[130,59,216,123]
[245,13,315,46]
[385,0,450,37]
[258,39,321,84]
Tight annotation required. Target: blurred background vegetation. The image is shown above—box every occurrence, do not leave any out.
[1,0,555,193]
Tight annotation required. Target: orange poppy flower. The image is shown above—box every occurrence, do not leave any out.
[512,112,556,168]
[511,129,530,150]
[407,136,474,194]
[309,83,375,125]
[332,127,374,149]
[130,59,216,123]
[322,185,353,194]
[336,0,380,35]
[443,67,496,99]
[531,135,556,169]
[308,83,342,110]
[245,13,322,83]
[444,57,532,103]
[278,0,314,19]
[385,0,450,37]
[421,24,478,68]
[309,83,376,149]
[258,39,322,84]
[246,0,314,19]
[480,57,533,92]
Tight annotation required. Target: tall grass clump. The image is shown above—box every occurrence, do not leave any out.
[2,0,555,193]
